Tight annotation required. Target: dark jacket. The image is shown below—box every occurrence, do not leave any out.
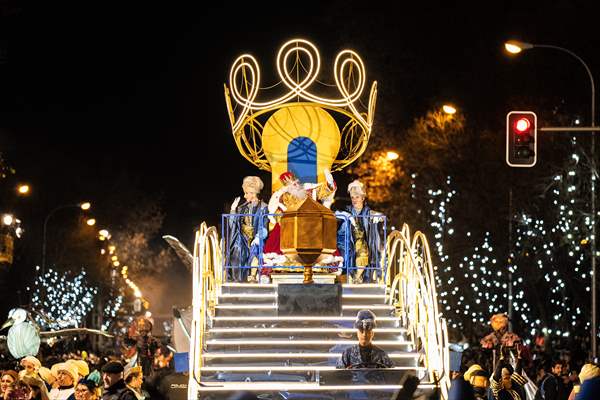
[336,344,393,369]
[534,373,560,400]
[448,378,476,400]
[101,380,137,400]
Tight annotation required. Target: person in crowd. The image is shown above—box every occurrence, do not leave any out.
[575,363,600,400]
[448,376,476,400]
[226,176,269,282]
[535,359,567,400]
[19,373,50,400]
[66,360,89,382]
[4,381,32,400]
[37,367,56,389]
[48,363,78,400]
[0,370,18,400]
[74,379,98,400]
[337,310,393,369]
[490,345,527,400]
[123,367,147,400]
[100,361,136,400]
[464,364,490,400]
[132,318,159,378]
[19,357,41,379]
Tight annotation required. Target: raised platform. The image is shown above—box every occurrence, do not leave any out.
[192,282,435,399]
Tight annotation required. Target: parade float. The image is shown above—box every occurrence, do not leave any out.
[186,38,451,399]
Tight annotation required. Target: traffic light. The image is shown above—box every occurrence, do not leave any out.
[506,111,537,167]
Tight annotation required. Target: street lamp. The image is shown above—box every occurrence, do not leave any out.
[386,151,399,161]
[505,39,597,359]
[17,184,30,195]
[442,104,457,115]
[41,201,91,275]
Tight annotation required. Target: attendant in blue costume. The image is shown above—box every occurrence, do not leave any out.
[336,180,384,283]
[226,176,268,282]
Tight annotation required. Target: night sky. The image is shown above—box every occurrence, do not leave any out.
[1,2,600,311]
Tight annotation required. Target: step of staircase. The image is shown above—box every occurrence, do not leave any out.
[210,316,404,329]
[214,304,395,317]
[207,327,407,340]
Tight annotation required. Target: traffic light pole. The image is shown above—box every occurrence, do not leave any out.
[539,125,598,361]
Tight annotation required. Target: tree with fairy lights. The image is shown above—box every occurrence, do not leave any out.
[31,268,98,329]
[511,136,596,349]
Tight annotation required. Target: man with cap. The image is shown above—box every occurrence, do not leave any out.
[336,310,393,369]
[100,361,136,400]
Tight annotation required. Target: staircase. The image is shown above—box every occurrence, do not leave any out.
[196,282,437,399]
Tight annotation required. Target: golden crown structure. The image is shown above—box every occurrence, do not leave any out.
[224,38,377,179]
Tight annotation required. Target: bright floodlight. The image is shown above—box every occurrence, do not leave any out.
[86,218,96,226]
[442,105,457,115]
[386,151,399,161]
[80,202,91,210]
[17,184,30,195]
[2,214,14,226]
[505,40,534,54]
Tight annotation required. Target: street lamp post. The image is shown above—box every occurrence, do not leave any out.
[41,202,91,276]
[505,40,597,359]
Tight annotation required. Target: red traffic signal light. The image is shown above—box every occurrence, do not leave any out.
[506,111,537,167]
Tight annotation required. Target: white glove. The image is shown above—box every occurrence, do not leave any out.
[230,197,241,213]
[324,168,335,188]
[251,236,259,246]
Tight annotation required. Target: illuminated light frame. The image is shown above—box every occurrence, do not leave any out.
[218,293,386,298]
[384,224,451,399]
[224,38,377,172]
[197,383,437,391]
[190,224,449,398]
[201,352,418,359]
[214,304,393,310]
[210,316,402,321]
[205,339,412,346]
[208,327,406,333]
[199,366,425,372]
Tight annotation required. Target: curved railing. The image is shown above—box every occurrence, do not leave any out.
[385,224,450,399]
[188,223,222,398]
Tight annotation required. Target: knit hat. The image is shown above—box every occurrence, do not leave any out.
[66,359,89,378]
[101,361,124,374]
[464,364,484,382]
[579,363,600,383]
[20,356,41,371]
[37,367,56,385]
[354,309,376,330]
